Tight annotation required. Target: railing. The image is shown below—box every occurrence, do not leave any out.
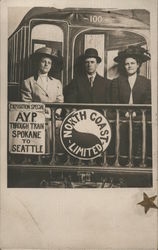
[8,103,152,188]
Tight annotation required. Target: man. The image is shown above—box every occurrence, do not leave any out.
[64,48,110,103]
[63,48,111,167]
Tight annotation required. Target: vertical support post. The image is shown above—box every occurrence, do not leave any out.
[37,155,42,165]
[89,159,95,166]
[141,109,147,167]
[128,110,133,167]
[49,169,53,184]
[115,109,120,167]
[50,107,56,165]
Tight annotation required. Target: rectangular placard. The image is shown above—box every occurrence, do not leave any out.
[9,102,45,154]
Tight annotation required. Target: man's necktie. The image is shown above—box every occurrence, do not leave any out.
[89,76,94,88]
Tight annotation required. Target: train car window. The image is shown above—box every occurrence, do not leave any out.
[8,33,21,101]
[8,37,13,82]
[20,28,25,83]
[31,24,64,80]
[17,30,22,83]
[73,29,148,79]
[107,50,119,79]
[13,34,17,82]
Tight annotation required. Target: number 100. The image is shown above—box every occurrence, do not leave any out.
[89,15,103,23]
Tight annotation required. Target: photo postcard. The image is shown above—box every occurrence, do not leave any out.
[0,0,158,249]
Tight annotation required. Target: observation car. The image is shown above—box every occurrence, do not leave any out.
[8,7,152,188]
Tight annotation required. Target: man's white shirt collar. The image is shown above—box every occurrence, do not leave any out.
[87,72,96,80]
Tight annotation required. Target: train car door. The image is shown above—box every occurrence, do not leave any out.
[30,23,65,82]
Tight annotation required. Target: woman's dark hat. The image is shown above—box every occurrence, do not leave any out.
[30,47,61,63]
[84,48,102,63]
[114,45,151,64]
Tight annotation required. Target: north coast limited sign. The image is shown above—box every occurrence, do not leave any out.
[60,109,111,160]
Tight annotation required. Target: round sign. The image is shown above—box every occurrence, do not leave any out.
[60,109,111,160]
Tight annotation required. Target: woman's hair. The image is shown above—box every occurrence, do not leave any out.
[118,56,141,76]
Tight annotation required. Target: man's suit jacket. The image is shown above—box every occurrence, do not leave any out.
[21,76,64,103]
[64,73,111,103]
[111,75,151,104]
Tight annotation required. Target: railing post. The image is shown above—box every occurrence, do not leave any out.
[127,110,133,167]
[140,109,147,167]
[114,109,120,167]
[50,107,56,165]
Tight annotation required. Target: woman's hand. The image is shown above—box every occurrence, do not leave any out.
[45,107,51,119]
[125,111,136,118]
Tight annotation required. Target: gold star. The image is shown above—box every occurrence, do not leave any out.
[138,192,158,214]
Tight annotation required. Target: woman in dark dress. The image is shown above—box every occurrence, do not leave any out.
[111,45,151,166]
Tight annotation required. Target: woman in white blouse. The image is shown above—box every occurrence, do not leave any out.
[21,47,64,161]
[21,47,63,103]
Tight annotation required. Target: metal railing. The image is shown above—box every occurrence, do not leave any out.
[45,103,151,166]
[8,103,152,187]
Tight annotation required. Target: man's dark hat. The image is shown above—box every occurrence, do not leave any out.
[114,45,151,64]
[30,47,61,63]
[84,48,102,63]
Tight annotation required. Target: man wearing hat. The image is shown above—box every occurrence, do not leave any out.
[64,48,110,103]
